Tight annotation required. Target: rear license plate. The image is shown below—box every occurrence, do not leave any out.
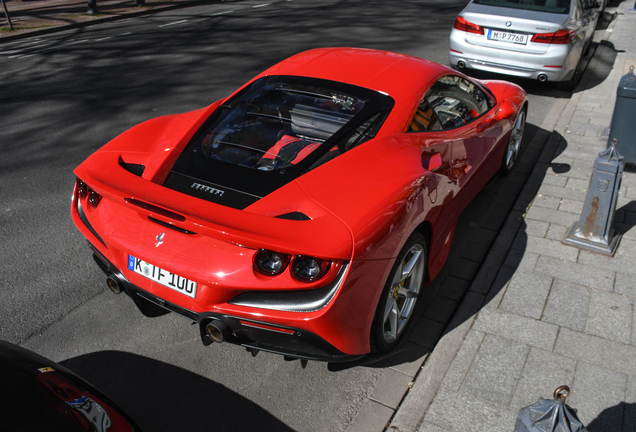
[127,255,197,299]
[487,30,528,45]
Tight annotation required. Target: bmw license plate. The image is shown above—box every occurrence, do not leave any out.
[127,255,197,299]
[487,30,528,45]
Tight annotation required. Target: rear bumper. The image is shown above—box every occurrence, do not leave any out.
[449,30,581,82]
[91,247,362,363]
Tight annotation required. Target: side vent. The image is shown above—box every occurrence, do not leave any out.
[148,216,196,234]
[275,212,312,221]
[119,156,145,177]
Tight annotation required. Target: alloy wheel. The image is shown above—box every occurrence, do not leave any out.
[504,110,525,171]
[382,243,425,344]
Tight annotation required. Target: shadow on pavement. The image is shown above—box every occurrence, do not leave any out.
[586,402,636,431]
[61,351,296,432]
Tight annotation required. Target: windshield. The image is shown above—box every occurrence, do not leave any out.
[198,78,365,171]
[473,0,571,14]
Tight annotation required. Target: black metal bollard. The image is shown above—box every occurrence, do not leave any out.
[87,0,98,15]
[514,386,587,432]
[607,66,636,170]
[563,138,624,256]
[1,0,13,30]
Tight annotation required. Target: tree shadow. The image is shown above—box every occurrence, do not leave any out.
[61,350,296,432]
[586,402,636,432]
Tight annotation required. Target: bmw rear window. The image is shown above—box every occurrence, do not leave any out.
[473,0,570,14]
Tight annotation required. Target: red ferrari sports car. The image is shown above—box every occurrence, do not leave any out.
[72,47,527,362]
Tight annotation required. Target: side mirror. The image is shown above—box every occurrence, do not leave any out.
[422,153,442,172]
[494,99,517,122]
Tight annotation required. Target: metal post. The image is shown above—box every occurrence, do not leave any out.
[1,0,13,30]
[87,0,98,15]
[563,138,624,255]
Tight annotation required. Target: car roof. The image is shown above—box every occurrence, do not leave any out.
[260,47,451,109]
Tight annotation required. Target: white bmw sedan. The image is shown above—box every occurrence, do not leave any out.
[449,0,601,90]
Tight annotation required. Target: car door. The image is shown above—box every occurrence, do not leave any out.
[405,96,460,240]
[423,75,501,212]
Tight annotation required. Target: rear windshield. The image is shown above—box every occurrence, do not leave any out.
[165,76,394,209]
[473,0,571,14]
[199,78,365,171]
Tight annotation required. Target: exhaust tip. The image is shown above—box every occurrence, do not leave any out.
[457,60,466,69]
[538,74,548,82]
[106,276,123,294]
[206,320,231,343]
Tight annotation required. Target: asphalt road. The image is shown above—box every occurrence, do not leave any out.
[0,0,590,430]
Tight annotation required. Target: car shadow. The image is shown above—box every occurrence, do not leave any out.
[61,351,296,432]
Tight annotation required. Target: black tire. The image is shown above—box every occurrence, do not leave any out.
[500,107,526,175]
[557,61,581,91]
[370,231,427,353]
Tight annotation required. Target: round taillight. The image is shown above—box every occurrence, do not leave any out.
[291,256,329,282]
[253,250,290,276]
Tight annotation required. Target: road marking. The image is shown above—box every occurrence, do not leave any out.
[119,32,132,36]
[7,39,89,59]
[158,19,188,28]
[212,10,233,15]
[64,40,90,46]
[252,3,271,7]
[96,36,113,41]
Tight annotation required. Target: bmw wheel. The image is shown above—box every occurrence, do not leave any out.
[500,108,526,175]
[371,232,427,353]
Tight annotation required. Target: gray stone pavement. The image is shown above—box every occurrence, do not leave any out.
[389,2,636,431]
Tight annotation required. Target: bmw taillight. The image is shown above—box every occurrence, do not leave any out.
[453,16,484,35]
[531,29,575,44]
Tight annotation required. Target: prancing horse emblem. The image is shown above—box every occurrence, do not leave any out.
[156,233,165,247]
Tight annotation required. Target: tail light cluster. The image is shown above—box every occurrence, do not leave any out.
[453,16,484,35]
[76,178,102,209]
[253,249,331,283]
[531,29,575,44]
